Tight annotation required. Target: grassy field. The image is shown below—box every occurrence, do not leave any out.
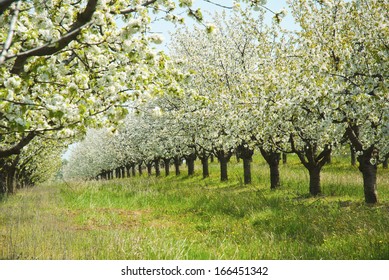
[1,155,389,260]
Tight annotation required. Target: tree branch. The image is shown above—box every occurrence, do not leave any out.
[203,0,232,9]
[0,131,37,158]
[0,0,21,64]
[120,0,157,14]
[0,0,18,15]
[10,0,98,75]
[346,125,363,152]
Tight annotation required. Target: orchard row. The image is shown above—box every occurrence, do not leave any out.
[65,1,388,203]
[2,1,388,204]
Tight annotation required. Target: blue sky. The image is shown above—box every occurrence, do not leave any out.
[150,0,296,52]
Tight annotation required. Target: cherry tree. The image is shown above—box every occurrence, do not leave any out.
[169,8,288,185]
[289,0,388,203]
[0,0,212,190]
[63,128,117,180]
[0,135,66,194]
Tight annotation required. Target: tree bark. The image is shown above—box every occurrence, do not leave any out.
[308,166,321,196]
[350,145,357,166]
[163,158,170,176]
[200,156,209,179]
[260,147,280,189]
[131,163,136,176]
[173,156,180,176]
[237,145,254,185]
[146,162,152,176]
[282,153,287,164]
[346,126,378,203]
[358,148,378,204]
[242,157,251,184]
[0,0,19,16]
[138,162,143,176]
[0,169,6,195]
[126,165,131,178]
[154,158,160,177]
[0,132,37,158]
[270,162,280,190]
[6,156,19,194]
[185,153,196,176]
[220,157,228,181]
[215,150,232,182]
[383,156,388,169]
[327,152,332,164]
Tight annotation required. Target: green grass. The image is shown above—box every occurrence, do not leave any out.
[1,154,388,259]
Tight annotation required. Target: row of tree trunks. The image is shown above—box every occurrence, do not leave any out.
[0,155,34,196]
[96,145,385,205]
[98,158,184,180]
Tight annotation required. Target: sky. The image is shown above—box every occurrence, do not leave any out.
[149,0,297,52]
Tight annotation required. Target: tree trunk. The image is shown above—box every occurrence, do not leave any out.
[282,153,287,164]
[131,163,136,176]
[0,172,6,195]
[270,163,280,190]
[163,158,170,176]
[173,156,180,176]
[126,165,131,178]
[327,152,332,164]
[186,153,196,176]
[350,145,357,166]
[146,163,152,176]
[383,156,388,169]
[238,146,254,185]
[6,155,19,194]
[119,167,123,178]
[260,148,280,189]
[242,157,251,184]
[154,159,160,177]
[200,156,209,179]
[220,157,228,181]
[138,162,142,176]
[308,166,321,196]
[358,149,378,204]
[215,150,232,182]
[6,167,16,194]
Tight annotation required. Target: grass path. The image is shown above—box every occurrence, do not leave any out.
[1,156,389,259]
